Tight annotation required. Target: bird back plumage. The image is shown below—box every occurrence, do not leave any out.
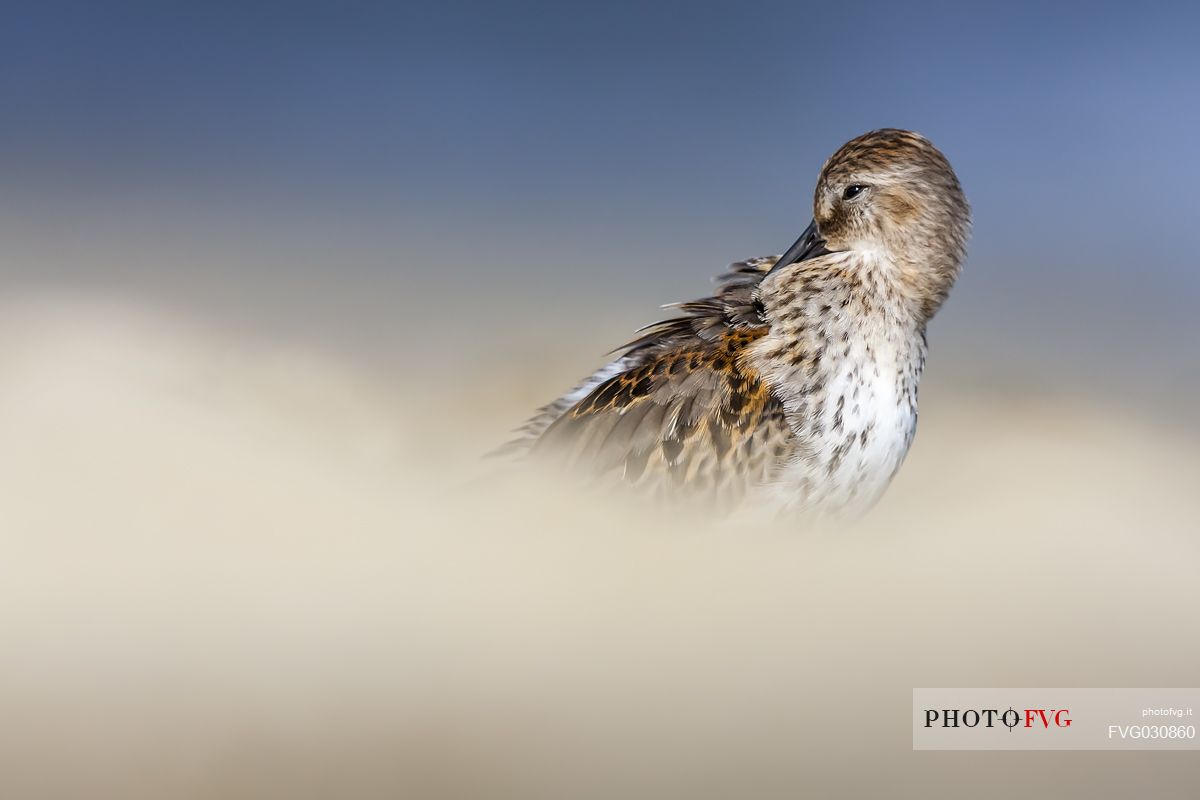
[502,257,794,507]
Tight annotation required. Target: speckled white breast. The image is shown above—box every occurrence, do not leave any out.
[750,251,927,518]
[772,330,922,516]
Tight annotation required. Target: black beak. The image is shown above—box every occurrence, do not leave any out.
[765,219,831,277]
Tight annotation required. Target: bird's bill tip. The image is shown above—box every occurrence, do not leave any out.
[765,220,832,277]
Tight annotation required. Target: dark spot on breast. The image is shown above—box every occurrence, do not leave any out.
[808,348,823,377]
[826,432,856,476]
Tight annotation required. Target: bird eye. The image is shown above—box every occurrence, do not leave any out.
[842,184,868,200]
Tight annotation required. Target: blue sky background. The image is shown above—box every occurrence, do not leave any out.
[2,1,1197,393]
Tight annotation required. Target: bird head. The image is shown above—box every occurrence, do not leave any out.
[770,129,971,320]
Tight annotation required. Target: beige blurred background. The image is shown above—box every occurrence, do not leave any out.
[2,284,1197,798]
[4,2,1200,797]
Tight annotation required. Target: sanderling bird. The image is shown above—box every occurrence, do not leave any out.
[505,129,970,517]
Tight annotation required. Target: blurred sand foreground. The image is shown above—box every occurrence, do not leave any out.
[1,294,1198,799]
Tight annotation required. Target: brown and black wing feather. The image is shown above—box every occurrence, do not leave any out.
[516,257,793,506]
